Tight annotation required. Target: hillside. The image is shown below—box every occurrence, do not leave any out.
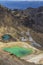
[0,5,43,32]
[12,6,43,47]
[0,5,43,65]
[0,5,43,46]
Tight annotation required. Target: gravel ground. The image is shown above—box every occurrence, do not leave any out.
[0,50,41,65]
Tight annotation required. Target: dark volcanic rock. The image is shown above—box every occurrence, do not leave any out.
[22,6,43,33]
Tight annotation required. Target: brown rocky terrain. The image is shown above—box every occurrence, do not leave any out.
[0,50,42,65]
[12,6,43,47]
[0,5,43,65]
[0,5,43,46]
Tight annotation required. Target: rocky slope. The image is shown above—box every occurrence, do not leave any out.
[13,6,43,32]
[11,6,43,47]
[0,5,43,65]
[0,5,43,47]
[0,5,43,32]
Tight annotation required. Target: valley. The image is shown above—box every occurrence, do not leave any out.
[0,5,43,65]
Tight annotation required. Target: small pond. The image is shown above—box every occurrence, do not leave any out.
[3,46,33,57]
[2,34,12,41]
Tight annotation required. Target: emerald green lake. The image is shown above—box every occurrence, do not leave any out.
[3,46,33,57]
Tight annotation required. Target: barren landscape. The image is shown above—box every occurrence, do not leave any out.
[0,4,43,65]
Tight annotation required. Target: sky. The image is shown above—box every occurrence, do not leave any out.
[0,0,43,1]
[0,0,43,9]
